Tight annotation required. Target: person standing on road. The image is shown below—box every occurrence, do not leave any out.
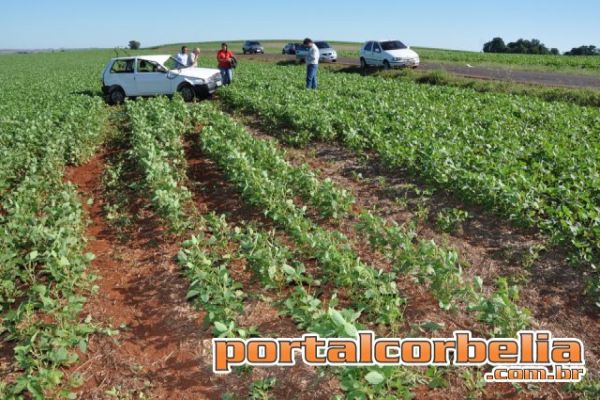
[217,43,235,85]
[304,38,319,89]
[175,46,191,68]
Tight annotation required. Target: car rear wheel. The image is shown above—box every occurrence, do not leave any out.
[383,60,391,70]
[178,85,195,102]
[360,58,367,70]
[108,87,125,105]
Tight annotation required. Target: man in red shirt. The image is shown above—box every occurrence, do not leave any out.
[217,43,235,85]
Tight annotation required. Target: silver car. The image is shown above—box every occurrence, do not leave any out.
[296,41,338,63]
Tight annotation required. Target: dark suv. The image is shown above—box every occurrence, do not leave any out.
[242,41,265,54]
[282,42,300,55]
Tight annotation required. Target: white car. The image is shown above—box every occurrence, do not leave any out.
[359,40,420,69]
[101,55,222,104]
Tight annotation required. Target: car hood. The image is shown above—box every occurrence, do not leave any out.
[384,48,419,58]
[172,67,221,80]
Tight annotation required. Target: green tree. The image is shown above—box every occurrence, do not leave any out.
[505,38,551,55]
[483,37,507,53]
[129,40,141,50]
[565,45,599,56]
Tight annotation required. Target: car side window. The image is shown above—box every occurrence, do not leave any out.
[364,42,373,52]
[137,60,157,73]
[373,42,382,53]
[111,59,134,74]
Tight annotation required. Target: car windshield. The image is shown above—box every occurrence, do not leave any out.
[315,42,331,49]
[380,41,407,51]
[164,57,183,70]
[247,42,261,46]
[159,56,191,71]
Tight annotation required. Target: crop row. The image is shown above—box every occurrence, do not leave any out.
[0,57,108,398]
[126,97,195,232]
[218,61,600,303]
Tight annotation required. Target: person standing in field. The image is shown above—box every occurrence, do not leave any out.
[217,43,235,85]
[190,48,201,67]
[304,38,319,89]
[175,46,191,68]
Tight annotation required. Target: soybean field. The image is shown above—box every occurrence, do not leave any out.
[0,50,599,399]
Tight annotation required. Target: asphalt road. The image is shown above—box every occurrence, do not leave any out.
[239,53,600,89]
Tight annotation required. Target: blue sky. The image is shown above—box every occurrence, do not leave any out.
[1,0,598,52]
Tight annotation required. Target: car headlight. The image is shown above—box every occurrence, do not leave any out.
[191,78,206,85]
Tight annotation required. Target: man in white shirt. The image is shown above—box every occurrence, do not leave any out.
[303,38,319,89]
[175,46,191,69]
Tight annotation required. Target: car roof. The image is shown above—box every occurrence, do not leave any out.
[111,55,170,64]
[364,40,402,43]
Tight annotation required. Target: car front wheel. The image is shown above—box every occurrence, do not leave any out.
[383,60,391,70]
[178,85,195,102]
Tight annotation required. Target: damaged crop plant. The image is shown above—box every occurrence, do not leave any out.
[1,48,599,400]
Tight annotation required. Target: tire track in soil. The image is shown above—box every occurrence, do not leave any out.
[64,149,215,399]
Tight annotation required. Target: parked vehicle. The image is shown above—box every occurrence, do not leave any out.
[296,41,338,63]
[242,41,265,54]
[101,55,222,104]
[359,40,420,69]
[282,42,300,55]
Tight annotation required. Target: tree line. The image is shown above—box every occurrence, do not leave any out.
[483,37,599,56]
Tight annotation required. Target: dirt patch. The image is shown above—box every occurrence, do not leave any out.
[63,149,218,399]
[0,341,16,385]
